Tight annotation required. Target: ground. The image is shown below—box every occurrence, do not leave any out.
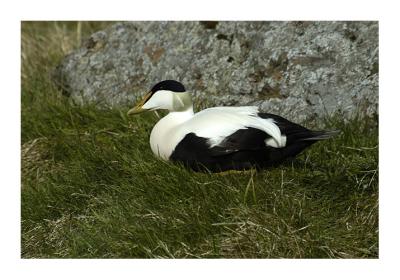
[21,22,378,258]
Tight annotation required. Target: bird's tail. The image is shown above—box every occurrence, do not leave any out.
[302,130,341,141]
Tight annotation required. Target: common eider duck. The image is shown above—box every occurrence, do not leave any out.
[128,80,338,172]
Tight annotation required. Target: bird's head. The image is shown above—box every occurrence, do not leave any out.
[127,80,192,115]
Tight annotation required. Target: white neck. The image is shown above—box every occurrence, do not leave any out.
[149,106,195,160]
[166,105,195,122]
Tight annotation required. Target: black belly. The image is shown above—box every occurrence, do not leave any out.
[169,130,316,173]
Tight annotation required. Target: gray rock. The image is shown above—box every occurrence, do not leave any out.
[53,21,378,123]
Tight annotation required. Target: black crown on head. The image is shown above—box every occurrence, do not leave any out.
[150,80,186,93]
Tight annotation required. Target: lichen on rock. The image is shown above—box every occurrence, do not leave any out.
[53,21,378,123]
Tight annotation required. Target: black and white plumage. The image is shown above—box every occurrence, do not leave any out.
[128,80,338,172]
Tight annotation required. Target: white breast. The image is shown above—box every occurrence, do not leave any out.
[149,109,194,160]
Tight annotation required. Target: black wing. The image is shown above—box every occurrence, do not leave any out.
[169,128,273,172]
[258,113,339,143]
[209,127,270,156]
[169,114,338,172]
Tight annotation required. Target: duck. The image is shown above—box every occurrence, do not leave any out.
[127,80,338,172]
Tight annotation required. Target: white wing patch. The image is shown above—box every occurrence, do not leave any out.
[179,106,286,148]
[265,135,287,148]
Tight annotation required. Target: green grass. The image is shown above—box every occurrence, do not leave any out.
[21,22,378,258]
